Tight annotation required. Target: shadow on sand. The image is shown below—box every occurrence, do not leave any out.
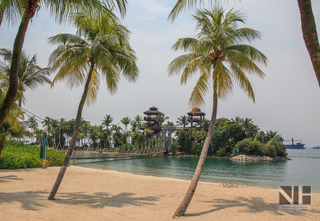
[0,175,23,183]
[0,191,159,211]
[185,196,319,217]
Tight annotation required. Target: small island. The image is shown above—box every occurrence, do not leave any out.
[172,117,288,161]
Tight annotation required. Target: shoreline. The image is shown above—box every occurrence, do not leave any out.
[1,166,319,220]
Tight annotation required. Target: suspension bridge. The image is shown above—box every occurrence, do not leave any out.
[55,128,175,160]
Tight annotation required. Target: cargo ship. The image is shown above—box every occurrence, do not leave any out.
[313,146,320,149]
[284,138,305,149]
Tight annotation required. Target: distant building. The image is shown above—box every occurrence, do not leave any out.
[186,107,206,130]
[139,106,163,134]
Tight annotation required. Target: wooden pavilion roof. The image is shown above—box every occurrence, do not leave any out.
[187,107,206,116]
[143,106,163,115]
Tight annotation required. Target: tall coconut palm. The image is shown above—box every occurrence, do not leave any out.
[120,116,131,132]
[102,114,113,129]
[0,49,51,106]
[134,115,143,127]
[176,115,189,128]
[169,0,320,86]
[0,0,127,127]
[47,10,138,200]
[168,5,267,217]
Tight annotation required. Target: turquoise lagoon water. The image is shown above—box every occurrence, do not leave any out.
[71,148,320,192]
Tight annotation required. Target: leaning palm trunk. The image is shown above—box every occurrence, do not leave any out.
[0,134,7,156]
[173,82,218,218]
[0,3,36,126]
[48,61,94,200]
[297,0,320,87]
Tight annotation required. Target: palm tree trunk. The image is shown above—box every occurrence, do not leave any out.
[48,61,95,200]
[297,0,320,87]
[173,81,218,218]
[0,135,7,157]
[0,11,31,126]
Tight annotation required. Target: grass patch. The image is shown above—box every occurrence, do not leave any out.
[0,141,65,169]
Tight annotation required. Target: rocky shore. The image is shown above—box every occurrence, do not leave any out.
[231,154,289,162]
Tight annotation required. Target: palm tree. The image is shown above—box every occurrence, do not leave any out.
[120,116,131,132]
[88,125,99,148]
[199,118,210,131]
[27,116,38,132]
[266,130,284,143]
[0,87,25,156]
[176,115,189,128]
[0,0,127,127]
[234,117,259,138]
[102,114,113,129]
[111,124,123,147]
[130,120,138,132]
[165,121,175,128]
[47,10,138,200]
[154,113,169,126]
[168,0,320,86]
[0,49,51,106]
[168,5,267,217]
[134,115,143,127]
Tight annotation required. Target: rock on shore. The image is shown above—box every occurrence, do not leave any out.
[231,154,288,162]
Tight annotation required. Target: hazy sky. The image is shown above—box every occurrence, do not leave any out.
[0,0,319,147]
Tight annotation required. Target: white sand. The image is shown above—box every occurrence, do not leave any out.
[0,166,319,220]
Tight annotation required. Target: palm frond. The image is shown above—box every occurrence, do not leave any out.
[189,70,210,108]
[168,0,208,22]
[213,60,233,100]
[85,68,100,105]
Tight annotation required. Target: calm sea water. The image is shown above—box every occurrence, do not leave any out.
[71,148,320,193]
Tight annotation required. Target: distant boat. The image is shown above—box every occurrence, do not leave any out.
[313,146,320,149]
[284,138,305,149]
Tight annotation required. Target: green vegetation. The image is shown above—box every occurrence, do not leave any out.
[0,141,65,169]
[174,117,287,157]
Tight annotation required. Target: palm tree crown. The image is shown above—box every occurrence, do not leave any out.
[0,49,51,106]
[169,6,267,107]
[121,116,131,132]
[102,114,113,129]
[176,115,189,127]
[49,10,138,105]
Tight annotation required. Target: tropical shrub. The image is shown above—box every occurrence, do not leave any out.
[190,142,203,155]
[0,142,65,169]
[131,132,146,146]
[266,138,287,157]
[171,140,178,154]
[233,137,287,157]
[234,138,263,156]
[120,143,134,151]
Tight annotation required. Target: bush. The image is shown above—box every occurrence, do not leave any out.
[234,138,263,156]
[216,147,226,157]
[0,144,65,169]
[120,143,134,151]
[190,142,203,155]
[234,137,288,157]
[171,140,178,154]
[266,138,287,157]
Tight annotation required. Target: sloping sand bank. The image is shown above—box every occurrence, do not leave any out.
[0,166,319,220]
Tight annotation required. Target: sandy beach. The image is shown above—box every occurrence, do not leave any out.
[0,166,319,221]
